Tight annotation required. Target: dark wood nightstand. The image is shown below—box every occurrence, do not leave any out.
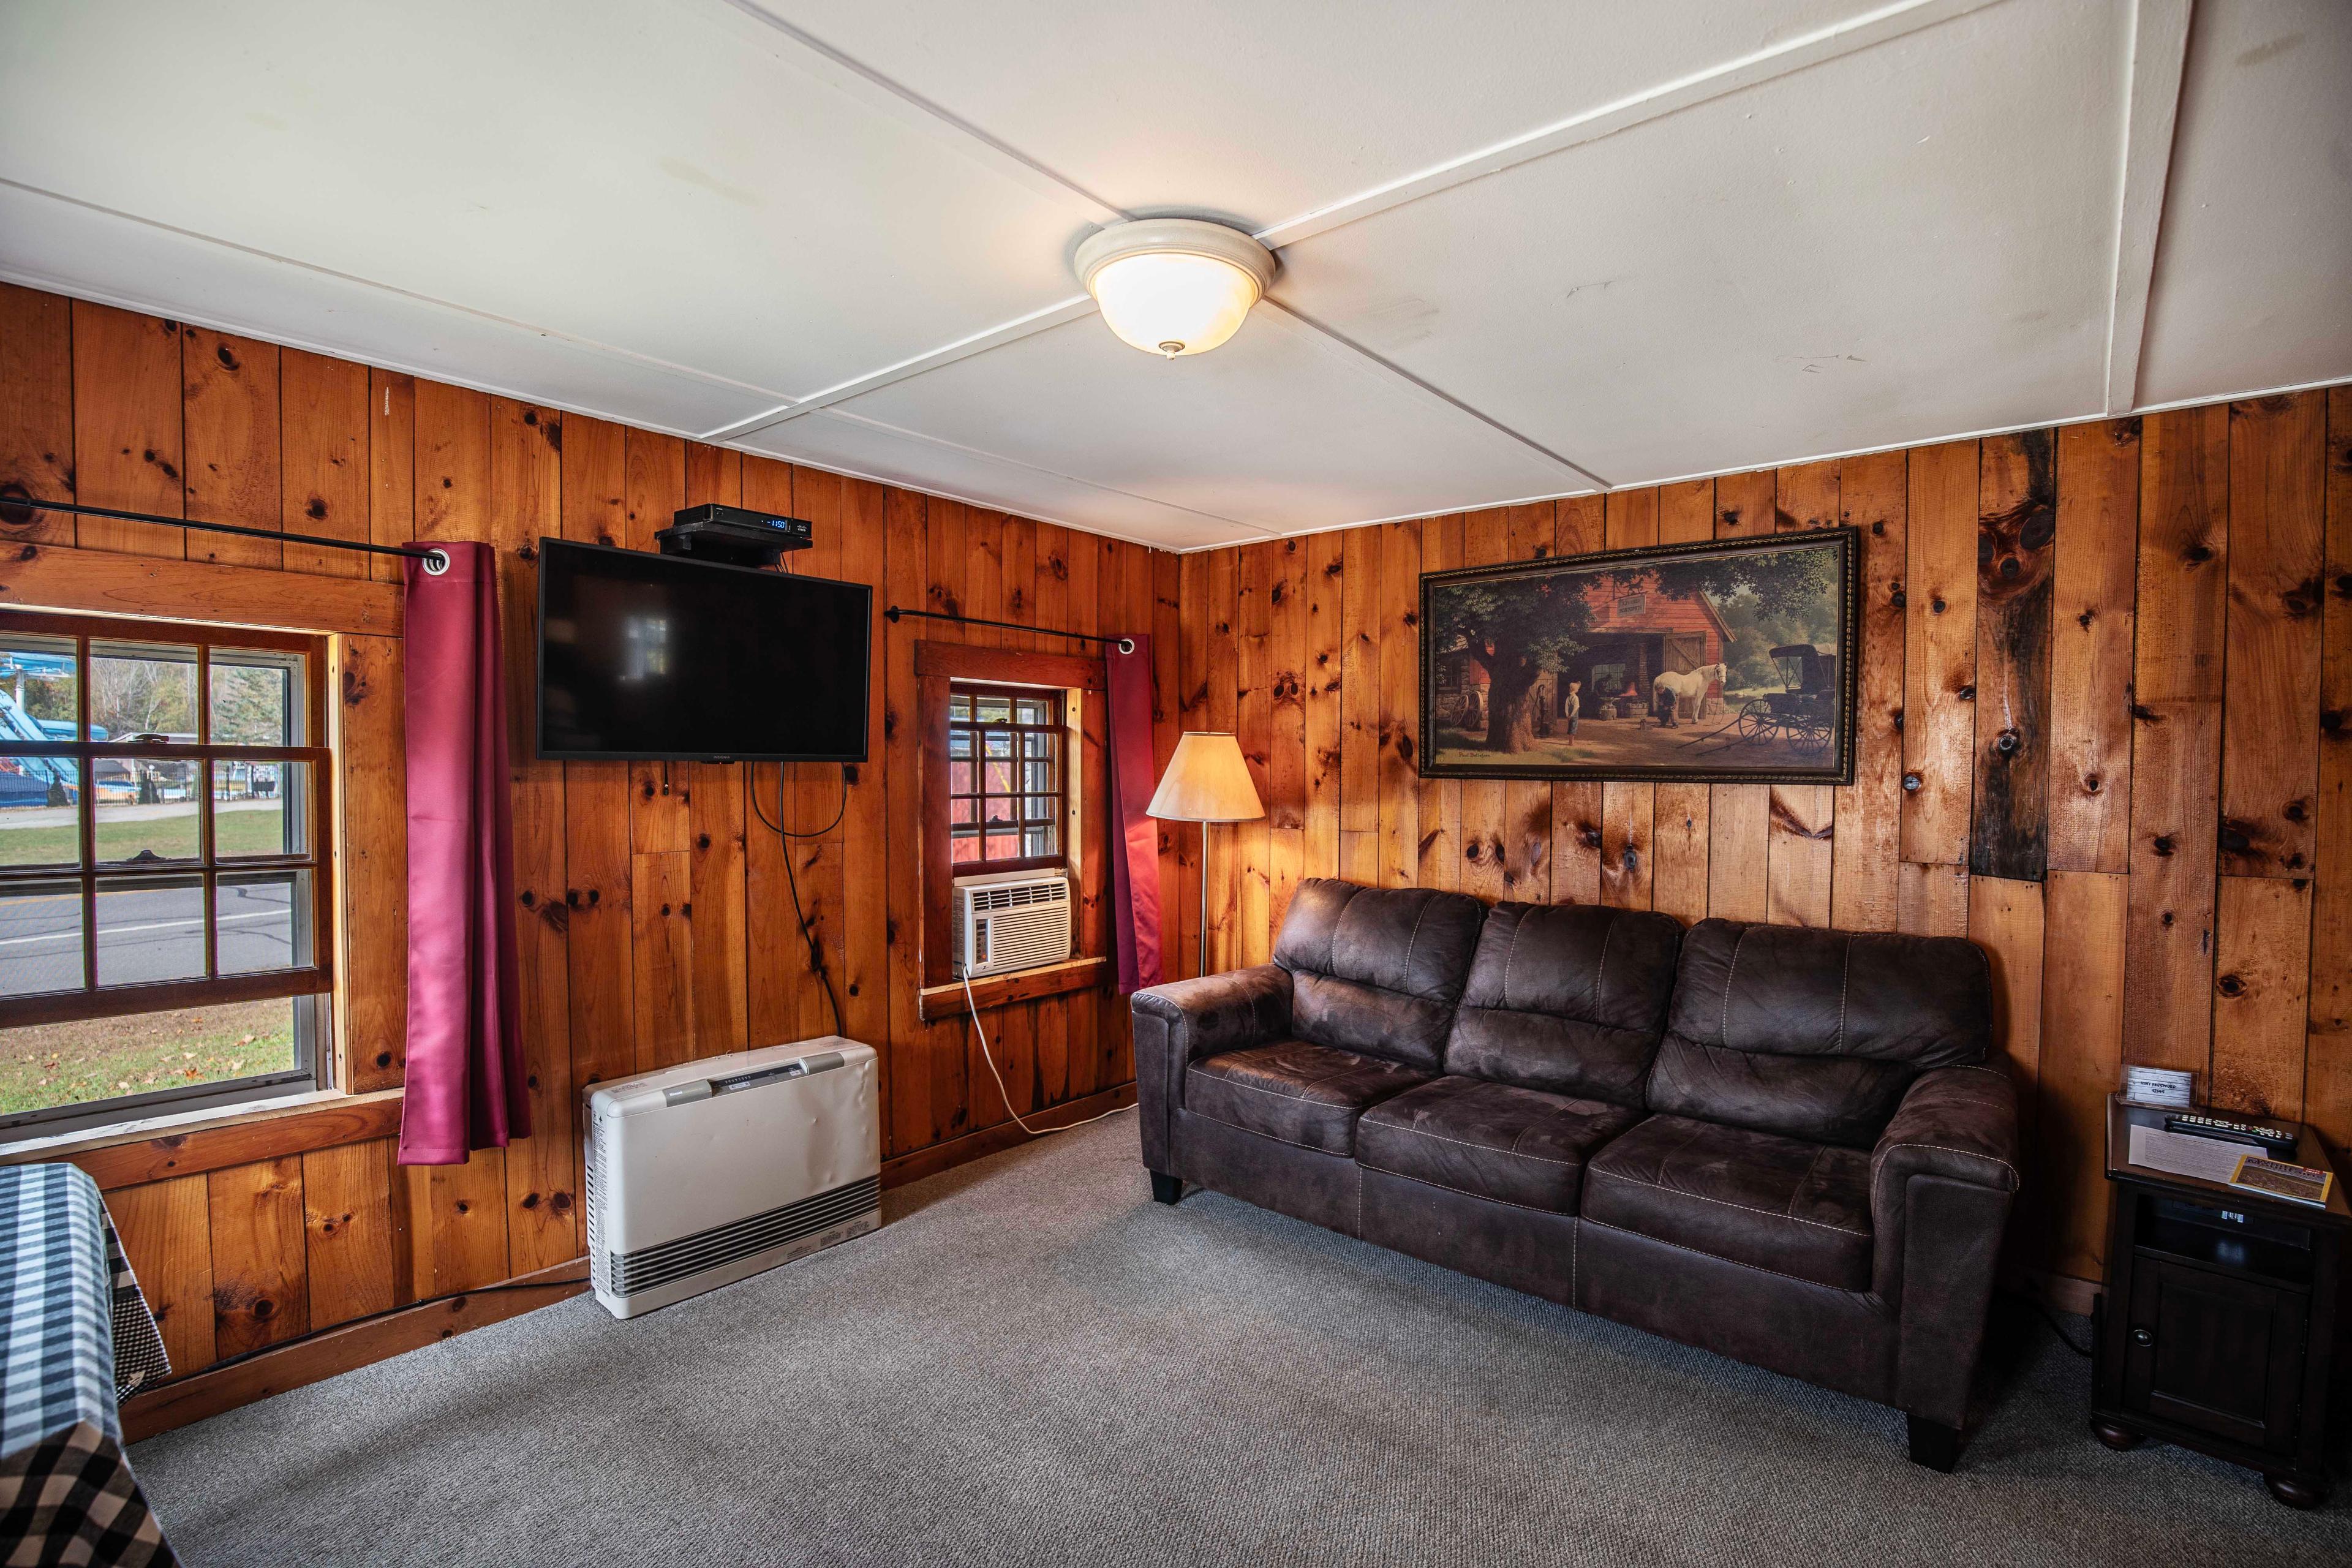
[2092,1095,2348,1508]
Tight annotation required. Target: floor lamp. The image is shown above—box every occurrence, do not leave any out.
[1145,732,1265,979]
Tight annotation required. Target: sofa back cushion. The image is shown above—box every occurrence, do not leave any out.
[1273,880,1485,1071]
[1442,903,1682,1107]
[1646,919,1992,1147]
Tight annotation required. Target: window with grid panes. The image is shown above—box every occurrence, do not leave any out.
[0,610,333,1136]
[946,684,1066,873]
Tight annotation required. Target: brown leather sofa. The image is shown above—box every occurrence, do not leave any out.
[1131,878,2018,1469]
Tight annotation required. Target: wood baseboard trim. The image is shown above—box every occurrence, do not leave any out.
[881,1081,1136,1189]
[121,1259,589,1443]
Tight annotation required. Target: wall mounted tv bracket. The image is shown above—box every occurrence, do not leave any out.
[658,503,815,568]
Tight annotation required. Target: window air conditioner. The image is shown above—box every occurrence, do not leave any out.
[951,869,1072,978]
[583,1037,880,1319]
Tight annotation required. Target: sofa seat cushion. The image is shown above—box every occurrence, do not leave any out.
[1359,1076,1641,1213]
[1186,1041,1431,1155]
[1583,1114,1874,1290]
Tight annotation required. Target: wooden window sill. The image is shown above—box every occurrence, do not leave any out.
[918,956,1107,1022]
[0,1088,404,1191]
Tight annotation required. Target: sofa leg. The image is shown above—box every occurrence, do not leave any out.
[1148,1170,1183,1205]
[1906,1415,1962,1473]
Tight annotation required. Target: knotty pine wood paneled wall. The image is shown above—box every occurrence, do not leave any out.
[0,282,1177,1383]
[1175,387,2352,1289]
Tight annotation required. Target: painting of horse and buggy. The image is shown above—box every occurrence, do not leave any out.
[1419,528,1859,785]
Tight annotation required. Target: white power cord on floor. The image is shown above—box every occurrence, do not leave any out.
[962,968,1137,1137]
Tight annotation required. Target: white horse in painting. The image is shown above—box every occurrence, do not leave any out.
[1651,662,1727,724]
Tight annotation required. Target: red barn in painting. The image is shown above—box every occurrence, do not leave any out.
[1434,570,1730,731]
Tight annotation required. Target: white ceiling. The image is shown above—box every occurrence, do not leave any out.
[2,0,2345,550]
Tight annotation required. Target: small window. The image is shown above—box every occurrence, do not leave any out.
[947,683,1066,873]
[0,611,333,1139]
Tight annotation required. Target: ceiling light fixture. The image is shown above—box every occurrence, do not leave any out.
[1074,218,1278,360]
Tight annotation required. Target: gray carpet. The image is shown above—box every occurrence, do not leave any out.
[134,1115,2351,1567]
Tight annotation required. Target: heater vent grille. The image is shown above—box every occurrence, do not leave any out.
[606,1175,880,1299]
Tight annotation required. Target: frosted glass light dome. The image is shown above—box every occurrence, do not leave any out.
[1074,219,1278,359]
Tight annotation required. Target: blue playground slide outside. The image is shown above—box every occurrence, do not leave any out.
[0,684,98,807]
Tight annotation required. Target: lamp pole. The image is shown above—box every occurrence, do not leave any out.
[1199,820,1212,979]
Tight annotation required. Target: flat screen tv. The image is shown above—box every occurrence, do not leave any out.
[537,538,871,762]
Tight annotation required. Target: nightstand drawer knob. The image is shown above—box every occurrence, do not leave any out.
[2131,1327,2155,1348]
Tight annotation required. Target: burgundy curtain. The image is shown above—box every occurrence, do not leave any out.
[396,541,528,1166]
[1104,635,1164,993]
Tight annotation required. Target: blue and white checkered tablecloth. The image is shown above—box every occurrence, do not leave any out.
[1,1162,175,1566]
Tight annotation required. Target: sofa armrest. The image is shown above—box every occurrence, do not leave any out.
[1129,965,1294,1174]
[1872,1066,2020,1205]
[1871,1066,2019,1428]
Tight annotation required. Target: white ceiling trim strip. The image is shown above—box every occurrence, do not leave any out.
[1250,0,2011,253]
[1159,363,2352,555]
[717,0,1126,224]
[699,295,1100,442]
[0,176,799,409]
[2101,0,2194,416]
[1256,301,1611,490]
[719,437,1245,552]
[761,404,1286,537]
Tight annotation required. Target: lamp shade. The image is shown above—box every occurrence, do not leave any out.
[1145,732,1264,823]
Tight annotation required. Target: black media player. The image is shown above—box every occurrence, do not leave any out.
[657,503,815,568]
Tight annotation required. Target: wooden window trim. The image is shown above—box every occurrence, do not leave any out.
[916,955,1107,1022]
[0,541,403,639]
[0,607,336,1125]
[914,641,1099,990]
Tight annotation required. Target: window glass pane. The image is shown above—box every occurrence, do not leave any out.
[1014,696,1052,725]
[949,831,979,864]
[1022,794,1056,823]
[1022,825,1056,858]
[1022,759,1055,794]
[0,757,79,867]
[974,695,1011,723]
[213,760,307,858]
[948,693,970,720]
[95,758,200,864]
[0,997,298,1118]
[0,631,79,739]
[949,797,975,826]
[948,729,971,759]
[216,872,309,974]
[984,758,1014,794]
[89,641,198,744]
[209,650,305,745]
[0,880,81,997]
[984,830,1019,860]
[982,730,1012,757]
[96,876,205,986]
[948,759,973,795]
[1022,731,1056,760]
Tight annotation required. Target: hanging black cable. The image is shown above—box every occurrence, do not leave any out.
[883,605,1134,655]
[0,496,451,572]
[749,763,848,1039]
[1998,1287,2092,1358]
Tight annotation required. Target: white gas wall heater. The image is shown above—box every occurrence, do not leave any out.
[584,1038,880,1319]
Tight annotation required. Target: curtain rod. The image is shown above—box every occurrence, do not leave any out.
[0,497,451,574]
[883,605,1134,655]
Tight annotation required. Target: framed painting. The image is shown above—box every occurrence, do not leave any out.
[1419,527,1860,785]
